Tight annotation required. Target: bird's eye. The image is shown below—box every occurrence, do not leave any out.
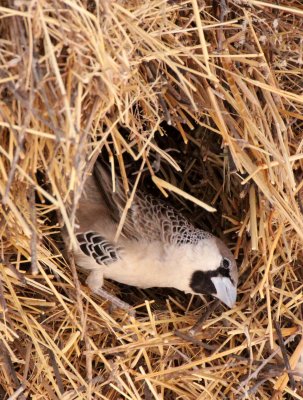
[222,258,231,269]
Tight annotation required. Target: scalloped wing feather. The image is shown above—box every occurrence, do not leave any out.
[92,162,213,245]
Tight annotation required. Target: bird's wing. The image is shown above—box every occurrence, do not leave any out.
[76,232,120,265]
[128,193,213,245]
[93,162,213,245]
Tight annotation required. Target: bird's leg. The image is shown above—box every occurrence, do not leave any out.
[87,270,135,316]
[93,287,135,316]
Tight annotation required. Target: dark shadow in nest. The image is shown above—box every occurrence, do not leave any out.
[116,121,244,237]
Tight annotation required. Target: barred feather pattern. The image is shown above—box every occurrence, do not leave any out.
[76,232,121,265]
[126,194,214,245]
[92,162,213,246]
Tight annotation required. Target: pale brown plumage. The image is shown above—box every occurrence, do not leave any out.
[73,162,238,310]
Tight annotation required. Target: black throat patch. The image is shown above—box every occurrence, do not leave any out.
[190,267,232,295]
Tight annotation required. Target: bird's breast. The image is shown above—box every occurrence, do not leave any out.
[75,235,221,293]
[103,240,195,291]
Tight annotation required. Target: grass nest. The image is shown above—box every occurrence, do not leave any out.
[1,0,303,399]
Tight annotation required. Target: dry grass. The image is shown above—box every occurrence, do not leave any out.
[1,0,303,398]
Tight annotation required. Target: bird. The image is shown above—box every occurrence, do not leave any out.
[73,161,238,313]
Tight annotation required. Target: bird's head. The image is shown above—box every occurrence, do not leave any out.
[188,237,238,308]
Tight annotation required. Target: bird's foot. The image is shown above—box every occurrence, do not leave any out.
[93,287,135,317]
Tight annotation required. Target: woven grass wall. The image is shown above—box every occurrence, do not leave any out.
[0,1,303,398]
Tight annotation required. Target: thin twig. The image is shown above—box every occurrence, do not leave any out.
[7,385,26,400]
[273,320,296,390]
[29,185,38,275]
[0,341,26,400]
[47,349,64,395]
[190,300,220,335]
[239,334,297,394]
[174,329,217,351]
[0,272,8,314]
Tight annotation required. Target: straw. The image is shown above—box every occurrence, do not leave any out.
[1,0,303,398]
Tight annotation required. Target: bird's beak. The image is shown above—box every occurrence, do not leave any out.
[211,277,237,308]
